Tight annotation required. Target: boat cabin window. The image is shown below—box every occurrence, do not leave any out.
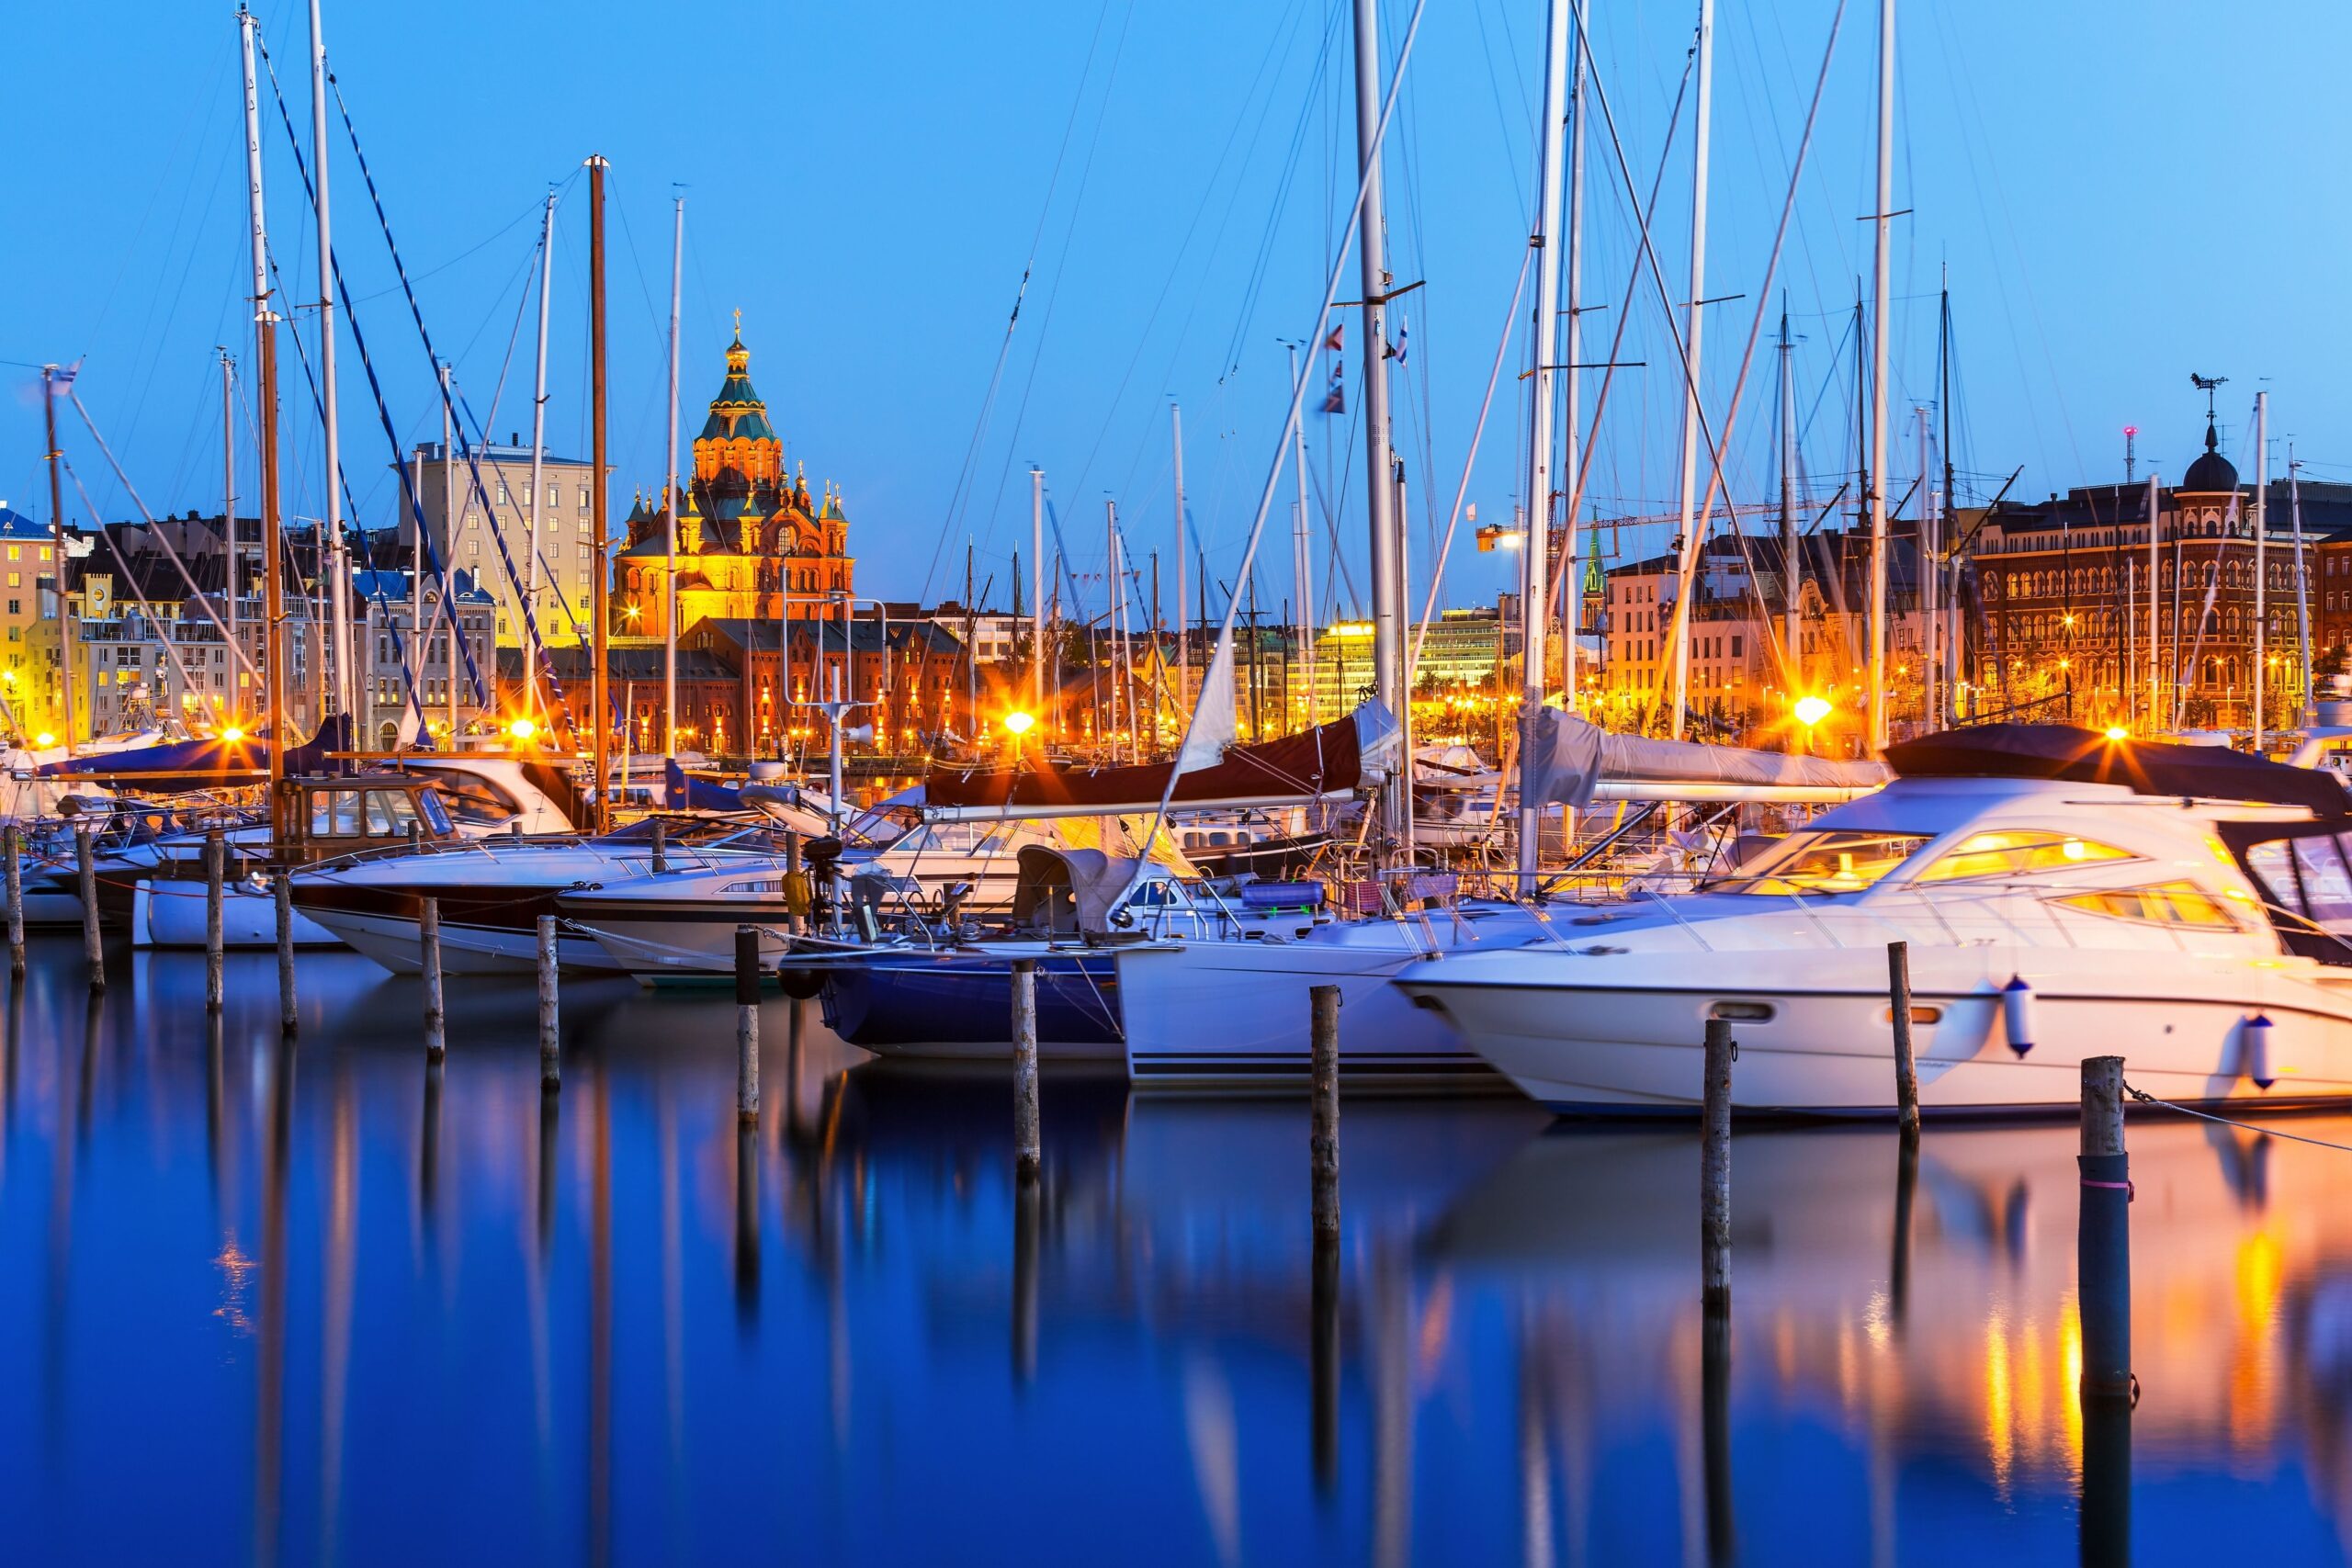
[310,787,435,840]
[2056,881,2241,931]
[415,770,521,825]
[1913,830,2134,884]
[1700,830,1931,896]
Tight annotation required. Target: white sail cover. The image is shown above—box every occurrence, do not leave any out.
[1176,628,1239,775]
[1523,709,1888,809]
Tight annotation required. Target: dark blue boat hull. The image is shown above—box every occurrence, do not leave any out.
[819,951,1125,1058]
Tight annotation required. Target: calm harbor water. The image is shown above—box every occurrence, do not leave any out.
[0,933,2346,1565]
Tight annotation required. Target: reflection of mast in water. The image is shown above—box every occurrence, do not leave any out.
[527,1085,559,1513]
[1012,1168,1040,1385]
[734,1122,760,1327]
[1518,1307,1555,1568]
[2,978,18,1194]
[659,1089,686,1489]
[40,987,96,1495]
[1372,1256,1414,1568]
[253,1028,294,1568]
[206,1010,226,1210]
[1312,1224,1340,1495]
[588,1063,613,1568]
[319,1066,357,1565]
[416,1055,443,1258]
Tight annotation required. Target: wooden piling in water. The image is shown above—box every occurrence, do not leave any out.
[1011,957,1040,1179]
[76,825,102,993]
[204,830,226,1013]
[651,818,668,875]
[1701,1015,1734,1312]
[407,819,423,855]
[6,824,26,978]
[1887,940,1920,1140]
[1310,983,1340,1241]
[537,914,561,1090]
[734,925,760,1123]
[275,876,298,1034]
[2077,1055,2132,1401]
[420,896,446,1060]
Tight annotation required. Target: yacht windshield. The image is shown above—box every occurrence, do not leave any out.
[1701,830,1933,896]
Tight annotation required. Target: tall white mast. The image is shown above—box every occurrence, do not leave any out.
[1865,0,1895,750]
[307,0,353,724]
[1514,0,1572,893]
[239,5,271,761]
[662,196,683,758]
[1351,0,1407,849]
[1030,468,1046,723]
[1285,347,1314,719]
[1667,0,1714,740]
[525,188,555,725]
[2253,390,2268,748]
[1559,0,1588,702]
[1104,499,1123,761]
[1170,403,1189,721]
[221,349,239,702]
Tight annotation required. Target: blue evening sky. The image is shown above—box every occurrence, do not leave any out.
[5,0,2348,619]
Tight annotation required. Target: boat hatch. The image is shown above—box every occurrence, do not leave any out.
[1708,1000,1775,1022]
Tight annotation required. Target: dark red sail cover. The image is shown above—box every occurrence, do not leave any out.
[925,711,1366,817]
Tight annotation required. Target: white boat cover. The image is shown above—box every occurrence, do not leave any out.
[1522,709,1890,809]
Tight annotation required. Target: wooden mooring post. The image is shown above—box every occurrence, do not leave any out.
[2078,1055,2133,1566]
[1310,984,1340,1239]
[1887,941,1920,1140]
[537,914,561,1089]
[5,824,25,978]
[733,926,760,1122]
[2078,1055,2132,1397]
[1701,1016,1734,1312]
[76,824,102,993]
[204,830,226,1014]
[784,829,805,937]
[1011,958,1040,1179]
[651,818,668,875]
[274,877,298,1034]
[420,897,446,1061]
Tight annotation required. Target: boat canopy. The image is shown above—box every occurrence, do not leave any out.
[1007,844,1168,935]
[922,703,1396,821]
[33,715,355,793]
[1523,710,1890,808]
[1885,723,2350,816]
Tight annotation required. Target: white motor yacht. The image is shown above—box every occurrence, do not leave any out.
[1396,726,2352,1114]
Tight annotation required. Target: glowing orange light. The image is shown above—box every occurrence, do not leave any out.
[220,726,247,744]
[1001,710,1037,736]
[1792,694,1833,728]
[507,717,538,741]
[2104,726,2129,741]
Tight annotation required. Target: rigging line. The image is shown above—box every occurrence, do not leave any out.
[1410,243,1532,678]
[930,0,1123,585]
[1125,0,1430,897]
[926,0,1141,607]
[323,70,559,716]
[343,186,560,305]
[1633,0,1850,702]
[63,391,261,685]
[2122,1082,2352,1155]
[60,459,214,711]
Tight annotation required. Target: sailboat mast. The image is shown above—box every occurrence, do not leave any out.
[2146,469,2160,727]
[2254,390,2268,748]
[241,6,280,797]
[662,196,683,759]
[1668,0,1714,741]
[1104,500,1123,762]
[221,349,238,719]
[588,153,611,832]
[1170,404,1189,721]
[41,371,72,753]
[1865,0,1895,750]
[1514,0,1571,893]
[1350,0,1407,849]
[526,188,555,727]
[1778,304,1797,710]
[1029,467,1046,722]
[307,0,352,724]
[1284,348,1313,716]
[1560,0,1588,700]
[442,372,458,742]
[1917,403,1935,733]
[1939,281,1958,720]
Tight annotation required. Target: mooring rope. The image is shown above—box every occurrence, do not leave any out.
[2123,1080,2352,1156]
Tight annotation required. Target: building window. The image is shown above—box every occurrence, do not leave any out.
[496,481,509,504]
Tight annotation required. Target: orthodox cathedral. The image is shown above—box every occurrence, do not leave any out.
[614,320,854,637]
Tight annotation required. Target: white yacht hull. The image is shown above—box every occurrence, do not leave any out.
[1397,943,2352,1113]
[1114,914,1541,1087]
[301,905,609,976]
[131,879,341,950]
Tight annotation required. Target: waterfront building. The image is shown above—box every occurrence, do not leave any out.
[77,591,312,737]
[0,502,73,740]
[351,570,499,748]
[611,325,855,639]
[405,442,601,648]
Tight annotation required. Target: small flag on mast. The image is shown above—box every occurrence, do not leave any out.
[1322,361,1345,415]
[1323,324,1344,354]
